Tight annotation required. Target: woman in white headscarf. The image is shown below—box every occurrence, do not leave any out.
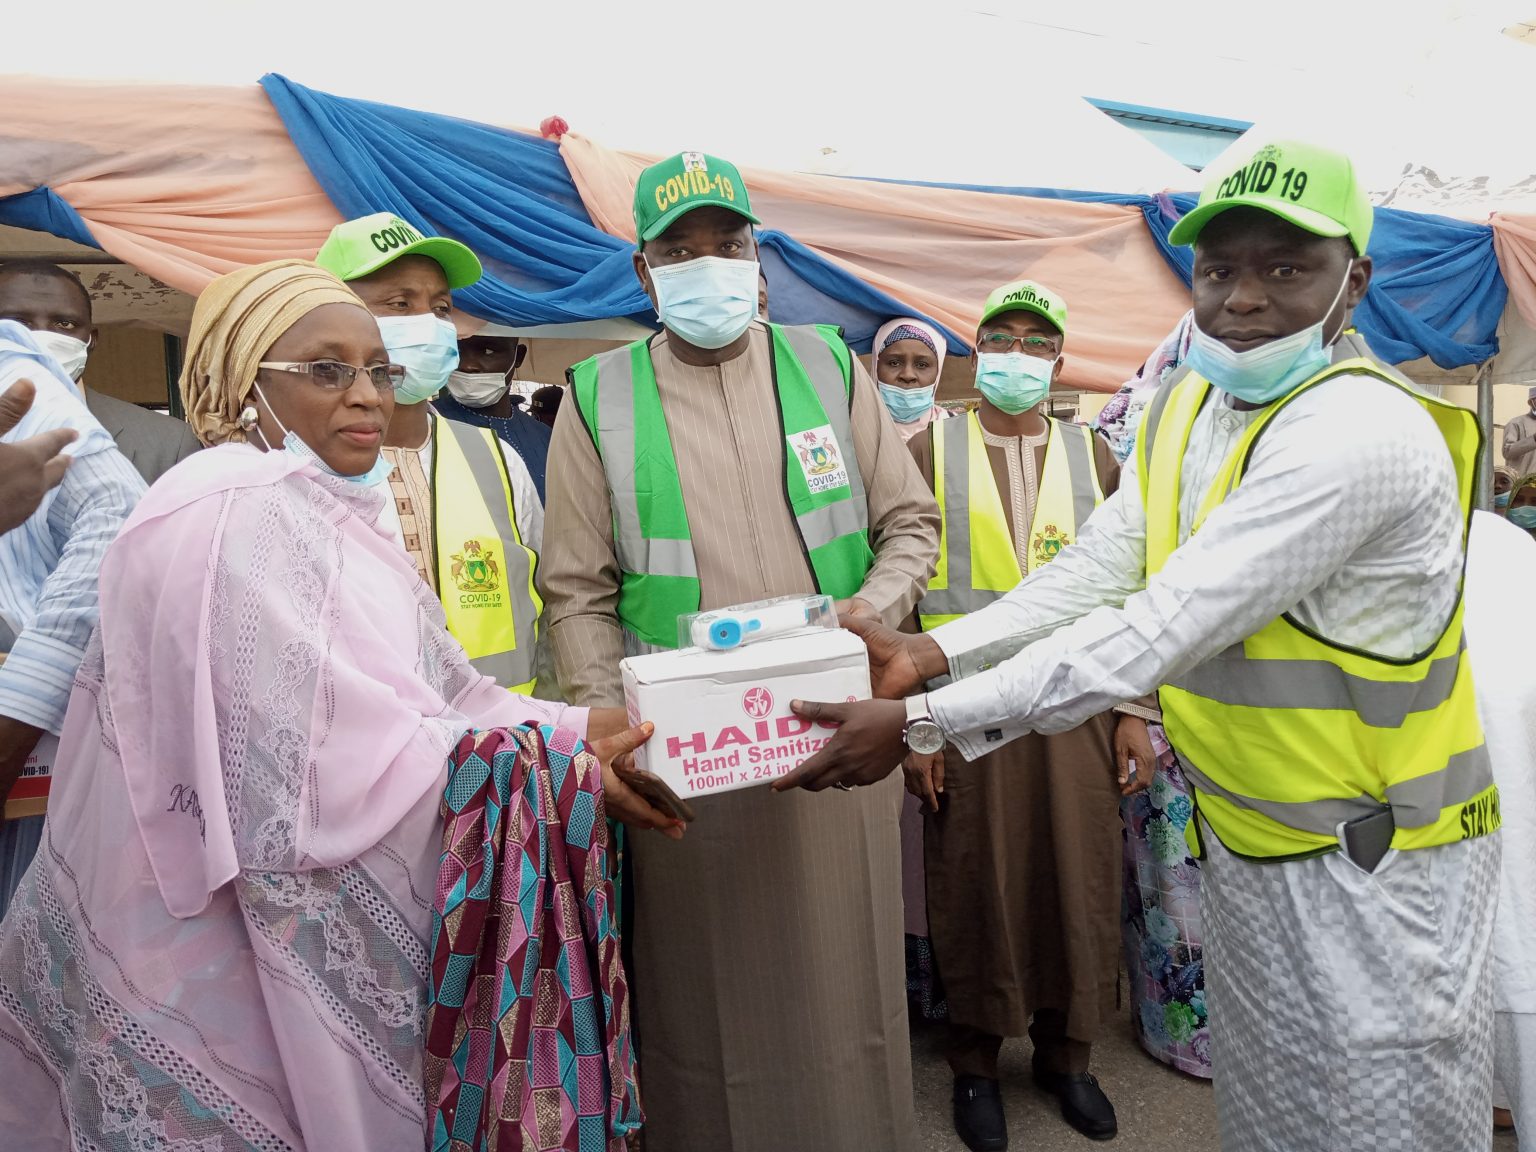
[871,317,951,441]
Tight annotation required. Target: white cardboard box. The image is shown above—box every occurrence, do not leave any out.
[621,627,871,800]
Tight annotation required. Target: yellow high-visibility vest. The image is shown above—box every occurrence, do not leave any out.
[919,411,1103,628]
[1137,345,1496,861]
[431,413,542,694]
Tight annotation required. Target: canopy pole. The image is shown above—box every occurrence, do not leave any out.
[1475,360,1495,511]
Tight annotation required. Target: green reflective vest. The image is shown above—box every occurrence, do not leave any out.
[570,324,875,649]
[1137,336,1496,861]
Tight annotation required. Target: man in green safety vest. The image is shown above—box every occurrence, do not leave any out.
[540,151,939,1152]
[909,279,1152,1149]
[777,140,1499,1152]
[315,214,546,695]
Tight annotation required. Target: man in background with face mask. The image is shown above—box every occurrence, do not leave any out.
[541,151,938,1152]
[777,141,1497,1152]
[316,213,550,696]
[433,330,553,500]
[906,279,1147,1149]
[0,261,200,485]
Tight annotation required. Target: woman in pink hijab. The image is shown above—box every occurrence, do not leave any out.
[871,317,952,441]
[0,261,675,1151]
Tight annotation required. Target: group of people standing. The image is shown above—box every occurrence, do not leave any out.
[0,133,1530,1152]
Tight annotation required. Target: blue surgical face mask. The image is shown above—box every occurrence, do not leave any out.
[878,382,937,423]
[251,383,394,487]
[1184,268,1352,406]
[1495,490,1512,509]
[647,255,760,350]
[376,313,459,405]
[975,350,1054,414]
[1509,505,1536,532]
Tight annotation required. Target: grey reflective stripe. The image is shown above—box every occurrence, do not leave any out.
[1170,640,1467,729]
[1060,422,1099,528]
[1177,755,1385,836]
[1179,740,1493,837]
[592,345,698,580]
[777,325,870,535]
[798,498,866,551]
[1137,367,1186,465]
[921,586,1003,616]
[439,418,538,687]
[1331,333,1421,391]
[920,416,983,617]
[1386,744,1494,828]
[1332,332,1371,364]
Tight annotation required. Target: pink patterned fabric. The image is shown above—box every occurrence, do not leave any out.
[426,727,639,1151]
[0,444,586,1151]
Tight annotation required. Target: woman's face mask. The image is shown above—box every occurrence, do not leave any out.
[1508,504,1536,533]
[251,381,394,487]
[878,382,937,423]
[245,304,396,481]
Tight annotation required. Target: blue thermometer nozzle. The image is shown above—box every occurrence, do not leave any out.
[708,619,744,648]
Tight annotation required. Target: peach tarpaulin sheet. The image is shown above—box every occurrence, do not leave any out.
[1492,215,1536,330]
[560,133,1191,393]
[0,76,343,295]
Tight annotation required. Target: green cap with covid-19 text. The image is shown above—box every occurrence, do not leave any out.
[315,212,483,290]
[1169,139,1374,255]
[632,152,760,243]
[978,279,1069,336]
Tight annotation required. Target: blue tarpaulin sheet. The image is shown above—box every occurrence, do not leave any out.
[261,76,1505,367]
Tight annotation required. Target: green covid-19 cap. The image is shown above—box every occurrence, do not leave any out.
[978,279,1068,336]
[315,212,483,289]
[632,152,760,243]
[1169,139,1374,255]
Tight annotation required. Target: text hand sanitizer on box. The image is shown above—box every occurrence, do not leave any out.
[620,627,871,800]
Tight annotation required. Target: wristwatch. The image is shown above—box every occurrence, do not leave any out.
[903,694,946,756]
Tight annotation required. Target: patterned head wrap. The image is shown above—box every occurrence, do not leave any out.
[179,260,368,446]
[871,317,947,377]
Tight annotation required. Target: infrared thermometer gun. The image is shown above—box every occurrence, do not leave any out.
[690,600,816,650]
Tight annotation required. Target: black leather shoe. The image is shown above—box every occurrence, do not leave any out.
[952,1074,1008,1151]
[1033,1070,1117,1141]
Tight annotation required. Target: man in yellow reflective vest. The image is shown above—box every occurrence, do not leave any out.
[540,151,939,1152]
[907,279,1153,1149]
[777,140,1500,1152]
[315,214,546,694]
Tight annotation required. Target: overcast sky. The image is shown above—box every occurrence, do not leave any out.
[8,0,1534,187]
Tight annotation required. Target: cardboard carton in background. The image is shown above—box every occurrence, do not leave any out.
[622,628,871,801]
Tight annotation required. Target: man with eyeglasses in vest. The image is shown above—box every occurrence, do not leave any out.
[908,279,1155,1149]
[775,140,1499,1152]
[315,214,548,697]
[540,151,939,1152]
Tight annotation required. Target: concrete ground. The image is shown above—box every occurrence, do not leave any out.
[911,1003,1522,1152]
